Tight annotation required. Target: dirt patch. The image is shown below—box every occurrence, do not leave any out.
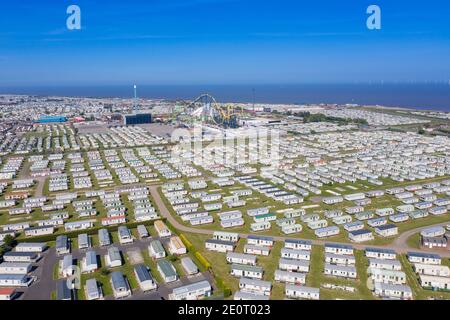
[310,196,323,203]
[126,249,144,265]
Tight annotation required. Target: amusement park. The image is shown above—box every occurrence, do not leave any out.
[169,93,254,128]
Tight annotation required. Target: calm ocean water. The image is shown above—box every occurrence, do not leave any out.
[1,84,449,112]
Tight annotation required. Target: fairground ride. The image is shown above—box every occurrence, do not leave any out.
[170,94,244,128]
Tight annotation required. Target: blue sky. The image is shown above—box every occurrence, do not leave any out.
[0,0,449,86]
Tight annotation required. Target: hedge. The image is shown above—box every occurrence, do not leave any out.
[179,233,193,250]
[195,251,211,270]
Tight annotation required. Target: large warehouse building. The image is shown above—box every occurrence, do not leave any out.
[123,113,152,126]
[37,115,68,123]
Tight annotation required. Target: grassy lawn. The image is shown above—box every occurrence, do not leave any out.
[183,232,240,294]
[183,233,379,300]
[406,233,421,249]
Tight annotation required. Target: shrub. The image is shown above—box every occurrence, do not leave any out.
[100,267,110,276]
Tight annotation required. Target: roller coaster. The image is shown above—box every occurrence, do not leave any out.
[170,94,243,128]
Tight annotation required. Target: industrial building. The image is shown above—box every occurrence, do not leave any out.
[123,113,152,126]
[37,115,67,123]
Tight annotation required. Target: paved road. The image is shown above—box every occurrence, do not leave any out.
[22,247,57,300]
[393,221,450,253]
[149,185,450,258]
[149,185,215,237]
[33,176,46,197]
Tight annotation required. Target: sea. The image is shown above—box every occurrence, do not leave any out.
[1,84,449,112]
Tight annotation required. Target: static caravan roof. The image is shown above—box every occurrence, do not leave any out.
[232,264,263,273]
[172,280,211,296]
[227,252,257,262]
[4,252,38,259]
[85,278,99,297]
[85,250,97,266]
[407,252,441,259]
[150,240,165,253]
[325,243,353,250]
[15,242,47,250]
[286,284,319,294]
[376,224,397,231]
[118,226,131,238]
[285,239,312,246]
[134,264,153,283]
[57,279,72,300]
[157,260,177,278]
[98,229,110,245]
[234,291,269,300]
[239,277,271,288]
[247,235,274,242]
[366,247,396,255]
[181,257,198,274]
[137,225,149,237]
[349,229,372,236]
[78,233,89,246]
[107,247,121,262]
[206,239,234,246]
[111,271,127,290]
[56,235,68,249]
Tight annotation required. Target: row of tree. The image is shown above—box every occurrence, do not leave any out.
[288,111,369,125]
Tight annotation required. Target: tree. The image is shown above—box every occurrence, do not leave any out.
[2,235,16,248]
[100,267,110,276]
[418,128,425,135]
